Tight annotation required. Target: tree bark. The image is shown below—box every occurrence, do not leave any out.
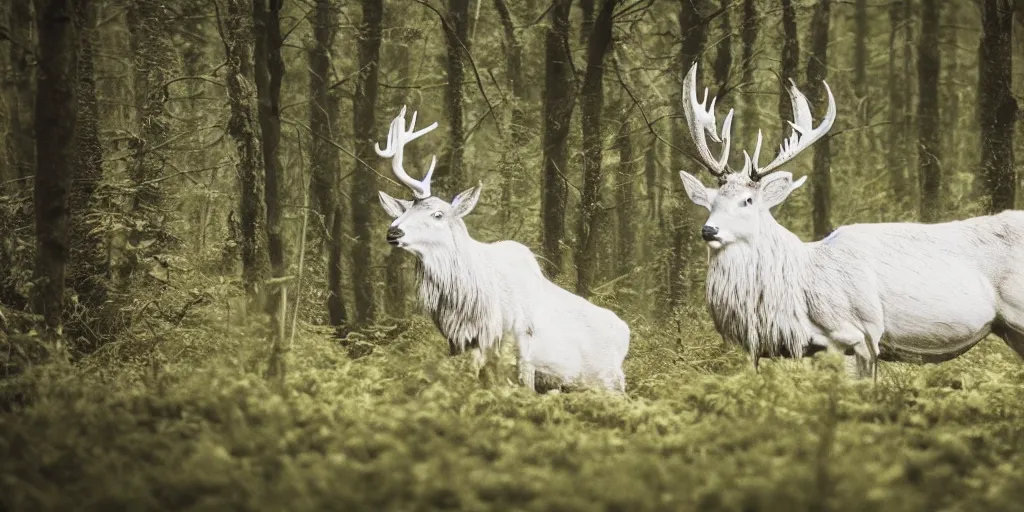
[739,0,758,145]
[778,0,799,147]
[69,0,105,307]
[6,0,35,189]
[223,0,271,306]
[806,0,832,239]
[615,113,636,276]
[979,0,1017,213]
[668,0,708,311]
[853,0,868,100]
[574,0,618,298]
[439,0,471,197]
[494,0,528,232]
[540,0,575,278]
[33,0,78,336]
[253,0,286,316]
[712,0,732,99]
[308,0,347,328]
[887,1,909,203]
[351,0,383,325]
[917,0,941,222]
[580,0,595,43]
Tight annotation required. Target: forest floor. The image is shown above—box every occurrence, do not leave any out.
[3,282,1024,511]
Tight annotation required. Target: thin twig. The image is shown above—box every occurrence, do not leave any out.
[281,117,401,189]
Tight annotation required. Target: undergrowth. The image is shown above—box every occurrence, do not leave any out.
[2,288,1024,512]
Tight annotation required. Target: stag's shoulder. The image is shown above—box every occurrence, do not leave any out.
[484,240,545,275]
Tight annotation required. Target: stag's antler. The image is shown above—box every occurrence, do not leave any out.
[744,79,836,182]
[374,106,438,199]
[682,63,734,179]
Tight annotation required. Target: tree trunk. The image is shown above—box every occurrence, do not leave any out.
[253,0,286,316]
[668,0,708,311]
[941,1,961,184]
[574,0,618,298]
[223,0,271,306]
[712,0,732,99]
[439,0,471,197]
[778,0,800,144]
[69,0,105,308]
[739,0,758,146]
[580,0,595,43]
[127,0,176,214]
[853,0,867,100]
[494,0,528,232]
[351,0,383,325]
[309,0,347,328]
[917,0,941,222]
[615,113,635,276]
[887,1,909,204]
[806,0,832,239]
[6,0,35,189]
[540,0,575,278]
[34,0,78,336]
[979,0,1017,213]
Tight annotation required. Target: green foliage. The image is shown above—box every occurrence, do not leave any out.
[3,293,1024,511]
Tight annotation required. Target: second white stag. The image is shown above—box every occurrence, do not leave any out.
[375,106,630,392]
[677,63,1024,378]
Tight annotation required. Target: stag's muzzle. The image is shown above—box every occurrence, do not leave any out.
[386,226,404,245]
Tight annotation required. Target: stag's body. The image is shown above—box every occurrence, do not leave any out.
[678,64,1024,377]
[415,224,630,391]
[374,107,629,393]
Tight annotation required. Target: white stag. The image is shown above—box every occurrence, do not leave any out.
[676,63,1024,378]
[374,106,631,392]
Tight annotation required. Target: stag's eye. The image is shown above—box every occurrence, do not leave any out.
[431,211,444,220]
[741,197,753,207]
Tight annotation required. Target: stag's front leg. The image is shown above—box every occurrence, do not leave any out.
[514,329,536,392]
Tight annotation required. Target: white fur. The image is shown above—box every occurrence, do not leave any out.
[379,187,630,393]
[681,171,1024,378]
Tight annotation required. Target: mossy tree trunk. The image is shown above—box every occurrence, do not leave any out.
[978,0,1017,213]
[807,0,833,239]
[351,0,383,325]
[254,0,286,315]
[308,0,347,329]
[540,0,574,278]
[6,0,35,191]
[33,0,78,338]
[438,0,470,197]
[917,0,941,222]
[223,0,271,307]
[574,0,618,298]
[494,0,527,232]
[887,1,909,205]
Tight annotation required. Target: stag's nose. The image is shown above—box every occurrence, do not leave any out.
[701,225,719,241]
[386,226,404,244]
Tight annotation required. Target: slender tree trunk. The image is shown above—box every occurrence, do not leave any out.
[494,0,527,231]
[6,0,35,190]
[917,0,941,221]
[668,0,708,311]
[779,0,799,146]
[806,0,832,239]
[902,0,916,202]
[574,0,618,297]
[712,0,732,99]
[34,0,78,337]
[941,1,961,185]
[69,0,105,309]
[979,0,1017,213]
[351,0,383,325]
[887,1,909,204]
[540,0,574,278]
[309,0,347,328]
[223,0,271,306]
[439,0,471,197]
[739,0,758,146]
[580,0,595,43]
[253,0,286,316]
[853,0,867,100]
[615,113,636,276]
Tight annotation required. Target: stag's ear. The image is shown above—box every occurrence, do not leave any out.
[378,191,412,219]
[759,172,804,209]
[679,171,713,210]
[451,182,482,218]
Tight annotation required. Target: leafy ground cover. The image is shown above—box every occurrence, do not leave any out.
[2,294,1024,512]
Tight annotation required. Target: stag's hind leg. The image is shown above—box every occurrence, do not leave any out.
[514,329,537,393]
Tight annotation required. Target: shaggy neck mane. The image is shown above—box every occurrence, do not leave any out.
[706,214,811,360]
[415,229,504,353]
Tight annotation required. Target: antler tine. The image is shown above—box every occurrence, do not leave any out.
[374,106,439,199]
[747,79,836,181]
[682,63,733,178]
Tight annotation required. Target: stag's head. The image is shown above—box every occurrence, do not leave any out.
[375,106,482,257]
[677,64,835,249]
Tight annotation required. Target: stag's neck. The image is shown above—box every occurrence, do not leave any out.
[706,216,812,358]
[415,236,505,352]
